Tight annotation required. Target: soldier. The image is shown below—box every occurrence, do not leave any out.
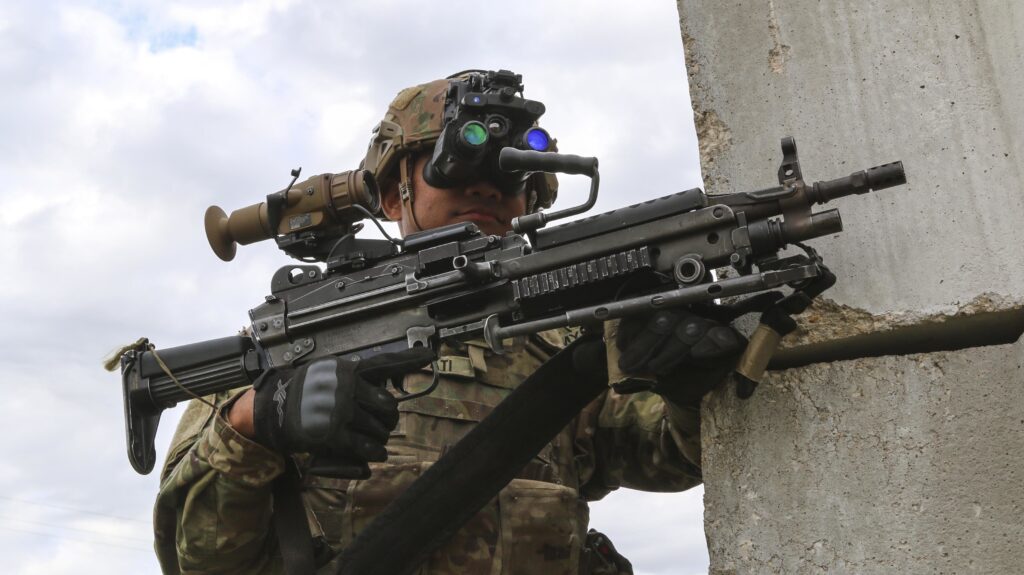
[153,70,746,575]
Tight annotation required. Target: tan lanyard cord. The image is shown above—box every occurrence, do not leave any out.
[148,344,218,410]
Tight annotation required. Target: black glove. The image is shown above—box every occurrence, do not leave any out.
[616,307,747,407]
[252,348,434,478]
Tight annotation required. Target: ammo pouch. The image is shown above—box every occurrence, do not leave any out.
[580,528,634,575]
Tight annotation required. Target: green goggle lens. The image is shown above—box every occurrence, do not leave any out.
[460,122,489,146]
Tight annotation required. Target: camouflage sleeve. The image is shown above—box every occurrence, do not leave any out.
[153,391,287,575]
[566,319,703,500]
[528,325,703,500]
[576,388,704,501]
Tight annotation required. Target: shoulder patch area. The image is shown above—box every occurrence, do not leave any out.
[531,327,583,353]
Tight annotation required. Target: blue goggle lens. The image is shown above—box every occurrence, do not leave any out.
[525,128,550,151]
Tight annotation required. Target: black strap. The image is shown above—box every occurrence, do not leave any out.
[273,458,317,575]
[320,335,608,575]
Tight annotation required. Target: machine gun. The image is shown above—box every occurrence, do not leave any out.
[115,137,906,476]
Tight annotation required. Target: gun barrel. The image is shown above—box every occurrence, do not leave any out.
[747,208,844,254]
[783,208,843,244]
[813,161,905,203]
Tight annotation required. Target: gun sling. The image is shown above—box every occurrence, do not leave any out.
[309,335,607,575]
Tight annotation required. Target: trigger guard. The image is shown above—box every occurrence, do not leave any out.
[394,361,441,403]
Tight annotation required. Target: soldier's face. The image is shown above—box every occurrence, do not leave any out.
[381,154,528,237]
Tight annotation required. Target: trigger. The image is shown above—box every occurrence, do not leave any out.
[389,376,407,395]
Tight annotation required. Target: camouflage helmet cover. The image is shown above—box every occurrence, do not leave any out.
[363,73,558,215]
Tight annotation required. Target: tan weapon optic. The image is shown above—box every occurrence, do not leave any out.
[205,169,380,261]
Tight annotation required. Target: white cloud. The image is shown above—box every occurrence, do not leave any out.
[1,1,707,573]
[591,487,710,575]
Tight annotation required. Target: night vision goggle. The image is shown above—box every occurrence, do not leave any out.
[424,69,552,195]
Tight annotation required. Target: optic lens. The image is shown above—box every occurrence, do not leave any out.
[460,122,488,147]
[486,115,509,137]
[525,128,550,151]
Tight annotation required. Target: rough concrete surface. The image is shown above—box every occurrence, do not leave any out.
[677,0,1024,314]
[781,293,1024,349]
[771,293,1024,368]
[703,338,1024,574]
[677,1,1024,572]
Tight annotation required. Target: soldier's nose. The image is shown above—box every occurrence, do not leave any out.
[465,180,502,201]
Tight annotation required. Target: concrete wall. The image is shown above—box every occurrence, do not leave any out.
[679,0,1024,315]
[704,339,1024,573]
[677,1,1024,572]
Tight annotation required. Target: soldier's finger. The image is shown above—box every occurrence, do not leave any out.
[354,381,400,428]
[648,315,740,373]
[359,347,436,382]
[642,312,710,373]
[617,311,680,373]
[348,406,394,443]
[334,432,388,463]
[646,316,713,374]
[646,336,689,375]
[689,325,745,362]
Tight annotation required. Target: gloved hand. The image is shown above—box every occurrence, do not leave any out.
[615,307,747,407]
[252,347,434,478]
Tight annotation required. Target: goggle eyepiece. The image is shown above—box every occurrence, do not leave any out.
[423,69,552,192]
[523,128,551,152]
[459,121,489,147]
[486,114,510,138]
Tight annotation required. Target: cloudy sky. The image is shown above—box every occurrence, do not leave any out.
[0,1,708,573]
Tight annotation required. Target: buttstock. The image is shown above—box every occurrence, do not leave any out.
[120,335,263,474]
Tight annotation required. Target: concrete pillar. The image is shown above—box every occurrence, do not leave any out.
[676,1,1024,572]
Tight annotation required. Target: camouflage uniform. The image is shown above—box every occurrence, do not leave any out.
[153,330,703,574]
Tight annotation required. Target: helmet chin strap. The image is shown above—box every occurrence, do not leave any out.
[399,154,426,233]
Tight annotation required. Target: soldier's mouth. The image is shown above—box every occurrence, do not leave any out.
[456,210,502,224]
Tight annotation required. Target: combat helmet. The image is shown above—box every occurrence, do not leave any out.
[363,69,558,216]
